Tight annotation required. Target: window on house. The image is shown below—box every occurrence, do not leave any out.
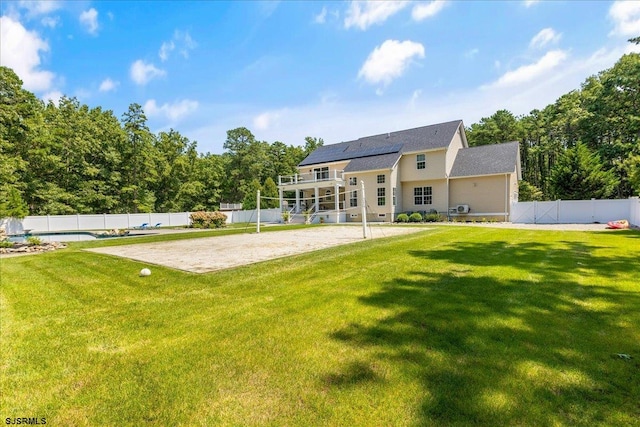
[377,174,385,184]
[350,190,358,207]
[325,189,332,201]
[378,187,386,206]
[392,187,396,206]
[349,176,357,186]
[414,186,433,205]
[314,167,329,180]
[417,154,426,170]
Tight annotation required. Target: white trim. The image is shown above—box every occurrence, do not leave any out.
[458,122,469,148]
[299,160,350,169]
[391,155,401,170]
[344,167,394,175]
[401,147,446,156]
[449,171,516,180]
[450,212,507,217]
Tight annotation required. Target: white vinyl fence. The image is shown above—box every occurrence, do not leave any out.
[1,209,285,235]
[1,212,192,235]
[511,198,640,226]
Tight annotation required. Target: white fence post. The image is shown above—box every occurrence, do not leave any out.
[361,180,367,239]
[256,190,261,234]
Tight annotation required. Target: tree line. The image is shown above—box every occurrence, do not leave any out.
[466,52,639,201]
[1,51,638,217]
[0,66,322,217]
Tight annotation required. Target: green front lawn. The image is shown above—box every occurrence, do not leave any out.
[1,226,639,426]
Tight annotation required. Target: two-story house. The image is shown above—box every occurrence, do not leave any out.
[277,120,521,223]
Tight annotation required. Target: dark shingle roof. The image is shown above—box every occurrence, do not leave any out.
[299,120,462,167]
[299,142,402,166]
[449,141,519,178]
[344,152,402,173]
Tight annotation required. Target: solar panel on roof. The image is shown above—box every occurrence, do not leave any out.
[300,143,402,165]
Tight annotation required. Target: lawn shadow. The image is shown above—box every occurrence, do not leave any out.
[328,237,640,425]
[409,239,638,278]
[322,361,382,389]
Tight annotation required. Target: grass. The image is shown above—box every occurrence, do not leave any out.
[1,226,639,426]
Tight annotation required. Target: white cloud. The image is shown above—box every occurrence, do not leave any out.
[408,89,422,109]
[358,39,425,86]
[42,90,63,105]
[482,50,567,90]
[0,16,55,92]
[79,8,99,35]
[144,99,199,122]
[530,28,562,49]
[314,6,327,24]
[41,16,59,28]
[254,111,282,130]
[130,60,166,85]
[259,1,280,18]
[158,30,196,61]
[159,41,174,62]
[524,0,540,7]
[344,0,409,30]
[187,44,633,155]
[99,78,118,92]
[411,1,447,21]
[176,31,196,58]
[73,88,91,100]
[18,0,61,17]
[464,48,479,59]
[608,1,640,37]
[626,42,640,55]
[319,90,339,105]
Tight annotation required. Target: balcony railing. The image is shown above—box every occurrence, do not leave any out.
[279,170,344,186]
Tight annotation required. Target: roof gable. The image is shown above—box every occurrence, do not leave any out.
[449,141,520,178]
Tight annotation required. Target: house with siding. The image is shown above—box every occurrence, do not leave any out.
[277,120,521,223]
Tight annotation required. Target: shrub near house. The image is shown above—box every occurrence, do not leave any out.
[189,211,227,228]
[396,213,409,223]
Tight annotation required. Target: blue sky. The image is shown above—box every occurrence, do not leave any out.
[2,1,639,154]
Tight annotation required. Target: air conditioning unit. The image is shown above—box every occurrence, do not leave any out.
[456,204,470,214]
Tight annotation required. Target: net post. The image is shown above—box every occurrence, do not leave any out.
[361,180,367,239]
[256,190,261,234]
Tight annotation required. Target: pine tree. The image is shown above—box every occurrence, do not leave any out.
[549,143,618,200]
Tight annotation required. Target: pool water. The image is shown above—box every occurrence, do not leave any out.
[9,232,97,243]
